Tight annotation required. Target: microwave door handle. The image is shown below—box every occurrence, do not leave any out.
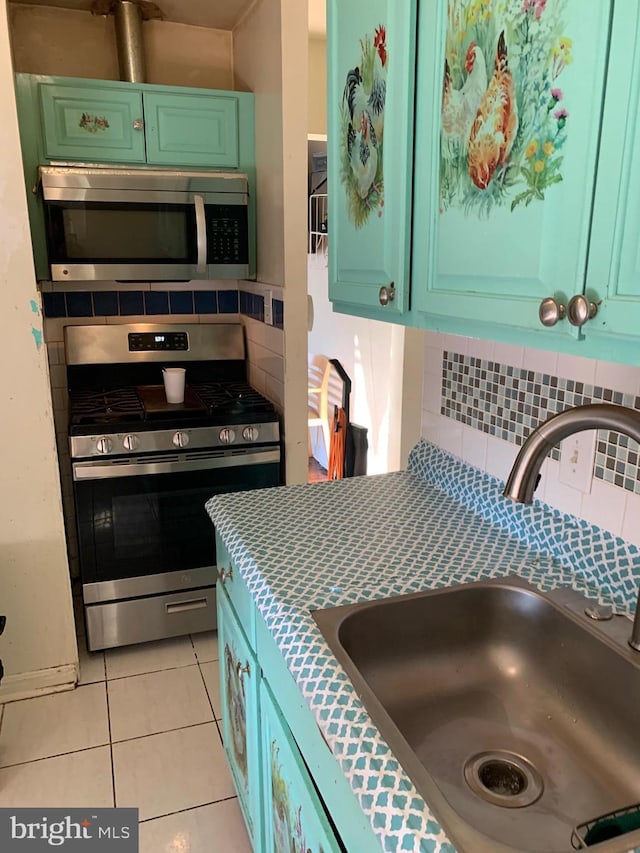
[194,194,207,274]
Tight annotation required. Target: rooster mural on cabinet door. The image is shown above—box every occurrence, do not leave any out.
[440,0,573,215]
[339,25,387,228]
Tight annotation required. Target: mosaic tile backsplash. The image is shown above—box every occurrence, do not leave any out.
[442,351,640,495]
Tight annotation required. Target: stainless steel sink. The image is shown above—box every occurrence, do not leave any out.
[312,578,640,853]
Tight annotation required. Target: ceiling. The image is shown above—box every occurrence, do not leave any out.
[8,0,327,34]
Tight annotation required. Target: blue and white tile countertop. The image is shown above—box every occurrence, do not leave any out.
[206,440,640,853]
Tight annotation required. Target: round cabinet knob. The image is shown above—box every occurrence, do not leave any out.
[242,426,259,442]
[133,118,144,130]
[219,428,236,445]
[567,294,598,327]
[95,437,113,455]
[379,282,396,307]
[172,431,189,448]
[539,297,566,327]
[122,434,139,451]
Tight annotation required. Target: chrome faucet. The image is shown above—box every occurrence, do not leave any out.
[502,403,640,652]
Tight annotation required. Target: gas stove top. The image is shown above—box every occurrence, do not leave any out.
[65,323,280,459]
[69,380,276,429]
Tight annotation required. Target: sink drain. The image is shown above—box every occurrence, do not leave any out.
[464,751,544,808]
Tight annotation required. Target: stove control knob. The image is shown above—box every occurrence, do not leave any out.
[122,434,139,452]
[219,428,236,445]
[172,431,190,449]
[242,426,259,442]
[95,437,113,455]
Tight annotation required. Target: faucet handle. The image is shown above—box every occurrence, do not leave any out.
[539,297,566,327]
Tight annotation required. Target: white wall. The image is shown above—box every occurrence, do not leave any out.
[308,36,326,136]
[234,0,308,485]
[0,1,77,702]
[9,4,234,89]
[421,330,640,548]
[307,257,422,474]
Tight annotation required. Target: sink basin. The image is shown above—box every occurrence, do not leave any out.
[312,578,640,853]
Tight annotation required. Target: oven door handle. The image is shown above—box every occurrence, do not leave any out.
[194,194,207,274]
[72,449,281,481]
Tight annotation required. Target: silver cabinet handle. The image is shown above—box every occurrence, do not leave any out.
[194,194,207,274]
[567,294,598,327]
[219,566,233,584]
[236,660,251,678]
[133,118,144,130]
[165,598,208,614]
[539,297,566,327]
[379,282,396,306]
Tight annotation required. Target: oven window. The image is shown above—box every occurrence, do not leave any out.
[74,462,279,584]
[45,201,197,264]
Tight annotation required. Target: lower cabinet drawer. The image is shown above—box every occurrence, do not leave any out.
[84,586,216,651]
[260,679,343,853]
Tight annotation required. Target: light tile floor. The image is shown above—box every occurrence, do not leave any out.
[0,608,251,853]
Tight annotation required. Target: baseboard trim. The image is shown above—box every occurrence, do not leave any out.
[0,662,78,703]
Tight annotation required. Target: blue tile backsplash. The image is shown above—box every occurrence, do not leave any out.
[42,288,284,330]
[42,290,239,319]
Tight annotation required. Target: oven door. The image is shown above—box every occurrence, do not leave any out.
[72,447,280,599]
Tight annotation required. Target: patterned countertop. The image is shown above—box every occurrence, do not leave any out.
[206,440,640,853]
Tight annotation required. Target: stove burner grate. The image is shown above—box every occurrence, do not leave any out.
[69,388,144,424]
[190,382,274,413]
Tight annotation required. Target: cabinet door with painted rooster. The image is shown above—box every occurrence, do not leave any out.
[413,0,613,343]
[327,0,417,320]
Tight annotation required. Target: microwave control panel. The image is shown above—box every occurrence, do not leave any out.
[128,332,189,352]
[207,206,248,264]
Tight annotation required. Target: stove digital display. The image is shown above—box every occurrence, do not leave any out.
[128,332,188,351]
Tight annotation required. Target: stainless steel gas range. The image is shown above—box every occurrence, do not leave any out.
[65,323,281,651]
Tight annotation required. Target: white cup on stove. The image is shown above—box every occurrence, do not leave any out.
[162,367,186,404]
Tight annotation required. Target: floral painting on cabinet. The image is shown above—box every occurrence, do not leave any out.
[339,25,387,228]
[440,0,573,215]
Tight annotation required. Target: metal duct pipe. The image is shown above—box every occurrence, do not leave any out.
[114,0,146,83]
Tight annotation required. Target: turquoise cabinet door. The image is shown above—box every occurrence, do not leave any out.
[584,0,640,351]
[144,92,239,168]
[327,0,417,319]
[217,587,262,849]
[260,680,342,853]
[413,0,613,337]
[39,82,145,163]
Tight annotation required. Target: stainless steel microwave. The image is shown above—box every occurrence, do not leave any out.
[39,166,251,282]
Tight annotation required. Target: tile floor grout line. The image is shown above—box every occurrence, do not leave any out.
[137,794,239,824]
[196,659,217,719]
[110,719,219,748]
[105,661,202,682]
[104,677,117,808]
[0,742,112,772]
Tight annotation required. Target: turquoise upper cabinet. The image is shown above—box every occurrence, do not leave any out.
[15,74,252,172]
[39,81,146,163]
[144,92,239,168]
[413,0,613,343]
[327,0,417,319]
[583,0,640,348]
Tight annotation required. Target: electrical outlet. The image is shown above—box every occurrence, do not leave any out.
[559,430,597,493]
[264,290,273,325]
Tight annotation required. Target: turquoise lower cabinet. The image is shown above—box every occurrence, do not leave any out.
[144,92,239,168]
[327,0,417,320]
[39,82,146,163]
[217,587,262,850]
[260,681,343,853]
